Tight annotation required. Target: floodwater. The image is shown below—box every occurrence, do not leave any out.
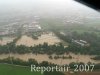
[16,33,61,46]
[0,33,100,65]
[0,53,99,65]
[0,37,15,45]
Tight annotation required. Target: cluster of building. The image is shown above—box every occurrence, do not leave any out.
[72,39,90,46]
[0,24,18,36]
[0,16,42,36]
[23,21,42,33]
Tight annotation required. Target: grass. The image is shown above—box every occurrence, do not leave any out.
[0,63,100,75]
[0,63,65,75]
[0,63,43,75]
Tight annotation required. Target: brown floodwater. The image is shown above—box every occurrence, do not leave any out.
[0,33,99,65]
[0,53,99,65]
[0,37,15,45]
[16,33,61,47]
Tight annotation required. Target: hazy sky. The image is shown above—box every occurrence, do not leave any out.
[0,0,100,18]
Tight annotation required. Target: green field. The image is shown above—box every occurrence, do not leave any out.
[0,64,43,75]
[0,64,65,75]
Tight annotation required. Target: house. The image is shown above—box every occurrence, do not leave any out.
[72,39,90,46]
[23,21,41,33]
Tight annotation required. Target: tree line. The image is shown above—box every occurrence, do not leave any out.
[0,31,100,55]
[0,57,100,70]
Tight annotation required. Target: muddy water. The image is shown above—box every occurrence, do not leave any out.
[16,33,61,47]
[0,53,99,65]
[0,33,60,46]
[0,34,99,65]
[0,37,15,45]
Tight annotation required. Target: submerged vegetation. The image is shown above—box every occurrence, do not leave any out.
[0,31,100,55]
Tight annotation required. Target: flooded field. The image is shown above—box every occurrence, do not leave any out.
[0,33,61,46]
[0,53,99,65]
[0,33,100,65]
[0,37,15,45]
[16,33,61,46]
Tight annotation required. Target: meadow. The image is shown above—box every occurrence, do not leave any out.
[0,63,43,75]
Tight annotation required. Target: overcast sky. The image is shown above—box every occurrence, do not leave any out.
[0,0,100,18]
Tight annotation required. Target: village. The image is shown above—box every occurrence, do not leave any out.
[0,16,42,36]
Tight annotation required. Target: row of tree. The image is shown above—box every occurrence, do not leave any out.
[54,31,100,55]
[0,31,100,55]
[0,57,100,70]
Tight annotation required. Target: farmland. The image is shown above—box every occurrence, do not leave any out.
[0,63,42,75]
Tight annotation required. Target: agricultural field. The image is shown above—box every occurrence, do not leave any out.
[0,63,100,75]
[0,64,42,75]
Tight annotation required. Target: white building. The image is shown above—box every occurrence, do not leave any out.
[72,39,89,46]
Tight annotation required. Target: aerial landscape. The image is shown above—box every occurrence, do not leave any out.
[0,0,100,75]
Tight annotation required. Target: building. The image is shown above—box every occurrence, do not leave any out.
[23,21,41,33]
[72,39,90,46]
